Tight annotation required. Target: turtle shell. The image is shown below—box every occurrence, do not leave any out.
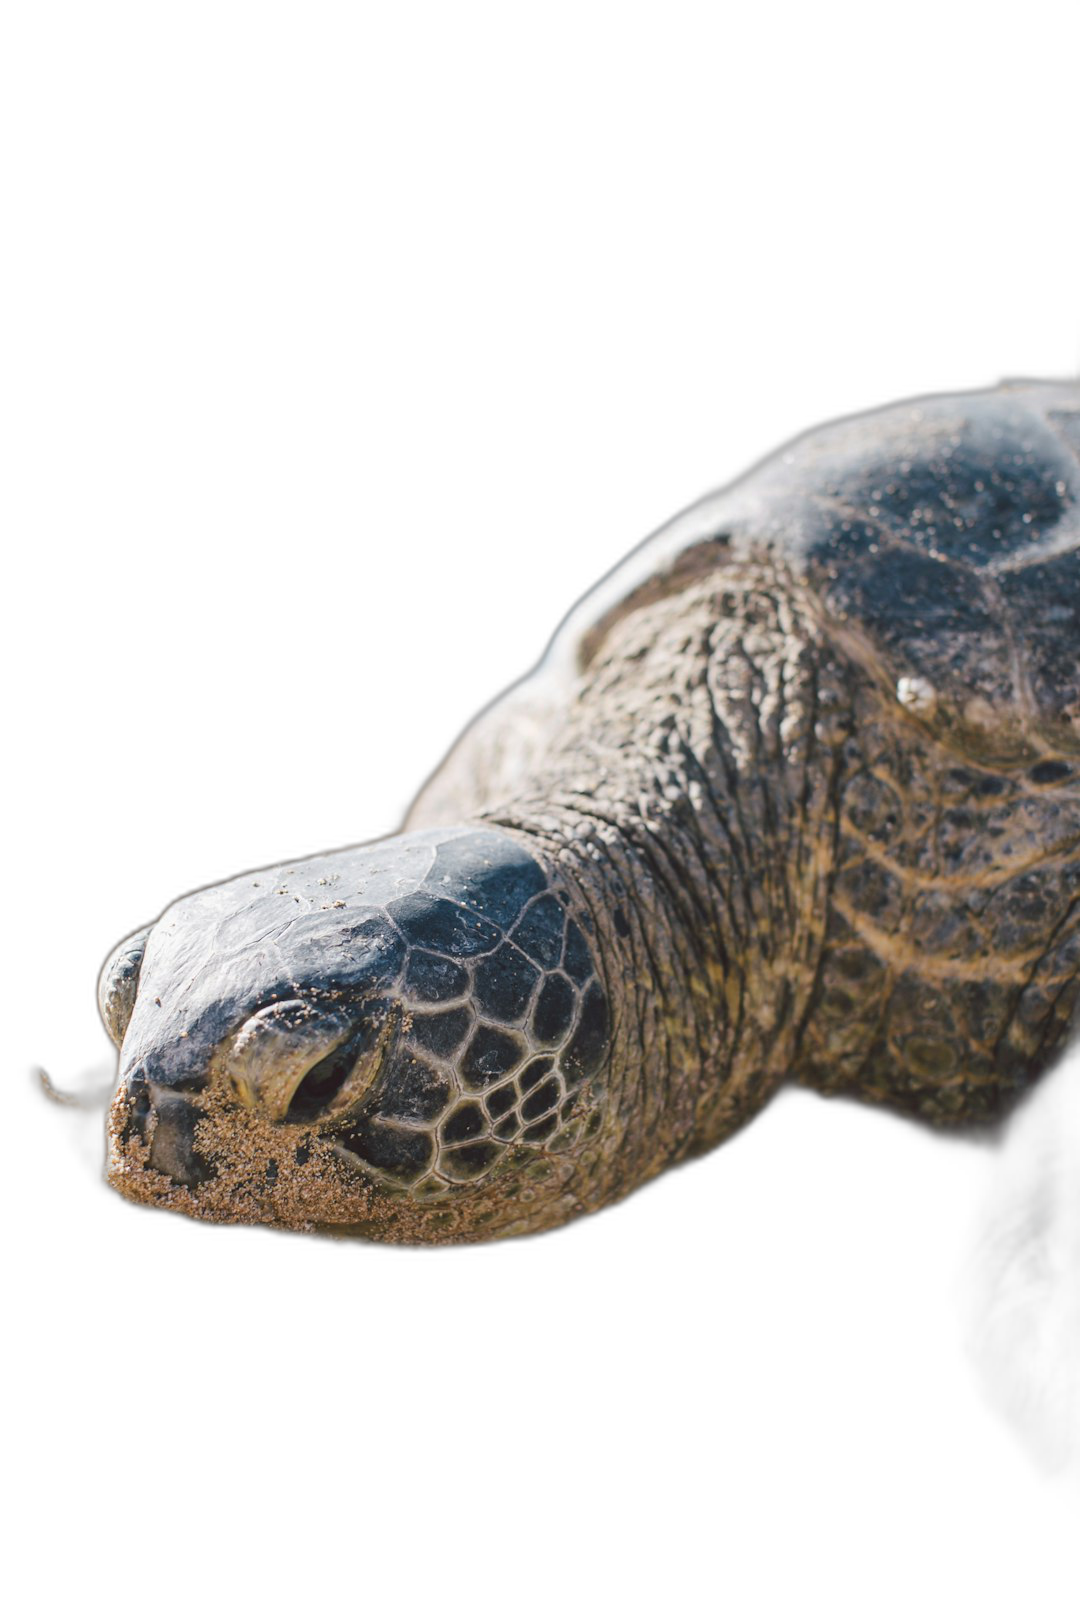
[566,381,1080,764]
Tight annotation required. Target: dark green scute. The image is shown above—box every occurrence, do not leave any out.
[441,1141,504,1180]
[337,1119,435,1182]
[563,920,594,984]
[442,1101,486,1143]
[461,1025,526,1088]
[521,1076,560,1120]
[288,915,407,994]
[473,943,538,1023]
[510,892,567,969]
[375,1047,451,1123]
[403,950,469,1004]
[485,1082,518,1119]
[532,973,575,1044]
[562,982,610,1084]
[822,546,1019,729]
[389,893,501,957]
[424,830,549,929]
[408,1006,472,1059]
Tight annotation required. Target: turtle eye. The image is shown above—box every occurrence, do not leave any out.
[98,927,151,1049]
[286,1043,362,1121]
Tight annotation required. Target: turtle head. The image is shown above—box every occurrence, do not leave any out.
[102,827,610,1239]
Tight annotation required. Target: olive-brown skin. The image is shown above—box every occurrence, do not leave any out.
[104,380,1080,1241]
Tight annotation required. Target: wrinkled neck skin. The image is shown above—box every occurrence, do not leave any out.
[422,561,852,1218]
[454,556,1080,1218]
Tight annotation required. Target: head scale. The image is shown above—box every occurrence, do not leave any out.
[102,827,610,1239]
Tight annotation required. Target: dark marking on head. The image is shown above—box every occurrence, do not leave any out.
[531,973,575,1045]
[510,893,567,969]
[425,831,548,930]
[462,1026,526,1089]
[336,1120,435,1183]
[403,950,470,1004]
[442,1102,486,1144]
[409,1006,473,1058]
[389,894,501,958]
[518,1057,550,1096]
[521,1077,560,1121]
[485,1082,518,1120]
[301,916,407,993]
[473,943,538,1023]
[492,1112,520,1142]
[563,982,610,1084]
[376,1049,451,1124]
[441,1141,504,1181]
[563,920,593,985]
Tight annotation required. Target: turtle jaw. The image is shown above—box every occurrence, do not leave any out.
[105,1012,390,1229]
[105,1072,213,1190]
[105,1071,386,1232]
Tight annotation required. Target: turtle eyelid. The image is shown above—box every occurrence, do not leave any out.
[98,927,152,1049]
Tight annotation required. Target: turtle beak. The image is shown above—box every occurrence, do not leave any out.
[105,1075,213,1192]
[144,1090,213,1187]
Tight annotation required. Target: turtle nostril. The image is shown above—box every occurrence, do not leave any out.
[286,1036,365,1123]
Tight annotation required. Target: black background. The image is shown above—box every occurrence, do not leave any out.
[12,180,1075,1490]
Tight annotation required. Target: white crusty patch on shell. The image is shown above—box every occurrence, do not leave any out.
[896,674,938,718]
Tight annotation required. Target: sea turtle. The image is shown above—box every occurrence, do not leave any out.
[101,379,1080,1243]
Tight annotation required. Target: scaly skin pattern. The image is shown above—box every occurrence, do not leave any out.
[104,379,1080,1242]
[107,829,616,1240]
